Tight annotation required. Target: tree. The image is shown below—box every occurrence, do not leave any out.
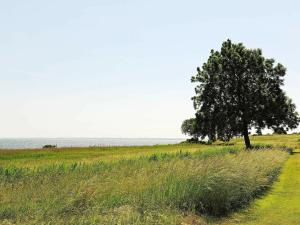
[181,118,198,139]
[183,39,299,148]
[273,127,287,135]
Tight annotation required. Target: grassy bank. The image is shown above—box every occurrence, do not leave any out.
[0,134,299,224]
[218,149,300,225]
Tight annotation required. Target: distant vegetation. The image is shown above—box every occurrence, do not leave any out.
[42,144,57,149]
[1,134,299,225]
[182,40,299,148]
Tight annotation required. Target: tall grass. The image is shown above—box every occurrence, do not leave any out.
[0,147,288,225]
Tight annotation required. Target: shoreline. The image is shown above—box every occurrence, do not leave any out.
[0,137,185,150]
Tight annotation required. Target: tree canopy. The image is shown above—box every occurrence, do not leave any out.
[183,39,299,148]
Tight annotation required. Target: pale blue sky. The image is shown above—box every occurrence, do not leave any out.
[0,0,299,138]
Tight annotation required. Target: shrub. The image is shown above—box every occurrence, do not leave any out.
[249,143,273,150]
[42,144,57,149]
[181,138,210,145]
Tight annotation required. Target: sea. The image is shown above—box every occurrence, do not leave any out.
[0,138,185,149]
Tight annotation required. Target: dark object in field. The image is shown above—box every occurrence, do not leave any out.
[180,138,211,145]
[43,145,57,149]
[273,127,287,135]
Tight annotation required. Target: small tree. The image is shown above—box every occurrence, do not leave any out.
[181,118,198,139]
[273,127,287,135]
[183,39,299,148]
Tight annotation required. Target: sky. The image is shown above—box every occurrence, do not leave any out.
[0,0,299,138]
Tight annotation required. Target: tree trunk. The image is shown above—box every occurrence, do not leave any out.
[243,124,251,149]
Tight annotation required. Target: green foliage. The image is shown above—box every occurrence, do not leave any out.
[273,127,288,135]
[180,138,209,144]
[181,118,200,139]
[183,39,300,148]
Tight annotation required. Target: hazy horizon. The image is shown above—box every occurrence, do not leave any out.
[0,137,185,149]
[1,0,299,138]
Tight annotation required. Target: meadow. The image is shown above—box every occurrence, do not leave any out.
[0,134,299,225]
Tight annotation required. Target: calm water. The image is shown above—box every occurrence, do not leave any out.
[0,138,185,149]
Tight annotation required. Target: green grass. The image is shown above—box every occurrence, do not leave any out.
[0,144,212,168]
[217,149,300,225]
[0,134,299,225]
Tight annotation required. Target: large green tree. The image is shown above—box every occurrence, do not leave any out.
[183,39,299,148]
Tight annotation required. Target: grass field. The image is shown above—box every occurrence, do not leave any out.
[0,134,299,224]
